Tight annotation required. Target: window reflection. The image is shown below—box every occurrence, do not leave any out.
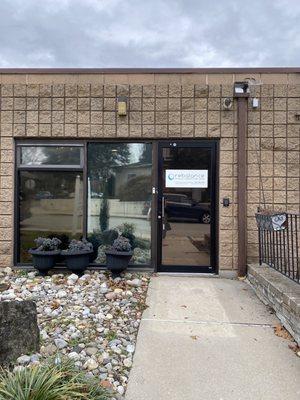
[21,146,82,166]
[19,171,83,262]
[87,143,152,265]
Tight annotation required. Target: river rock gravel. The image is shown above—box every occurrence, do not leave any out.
[0,268,150,398]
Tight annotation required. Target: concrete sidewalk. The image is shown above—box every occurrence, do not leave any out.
[126,276,300,400]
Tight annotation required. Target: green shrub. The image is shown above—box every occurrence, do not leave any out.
[0,360,111,400]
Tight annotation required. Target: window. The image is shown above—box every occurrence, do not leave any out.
[16,144,84,263]
[87,142,152,265]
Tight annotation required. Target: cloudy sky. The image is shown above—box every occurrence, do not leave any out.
[0,0,300,68]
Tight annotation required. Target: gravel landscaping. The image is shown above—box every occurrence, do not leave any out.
[0,267,150,399]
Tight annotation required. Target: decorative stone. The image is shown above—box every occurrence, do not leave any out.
[54,338,68,349]
[0,301,40,366]
[84,358,99,371]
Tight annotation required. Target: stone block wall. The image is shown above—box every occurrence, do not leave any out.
[0,72,299,273]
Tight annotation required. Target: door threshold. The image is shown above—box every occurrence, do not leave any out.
[157,272,218,278]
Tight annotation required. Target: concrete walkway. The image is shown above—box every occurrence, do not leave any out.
[126,276,300,400]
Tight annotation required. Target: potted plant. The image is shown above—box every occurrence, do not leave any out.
[61,239,93,273]
[105,236,133,273]
[28,237,61,274]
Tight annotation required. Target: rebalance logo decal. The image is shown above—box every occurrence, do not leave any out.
[165,169,208,188]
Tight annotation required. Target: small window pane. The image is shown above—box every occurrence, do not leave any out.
[19,171,83,262]
[20,146,82,166]
[87,142,152,265]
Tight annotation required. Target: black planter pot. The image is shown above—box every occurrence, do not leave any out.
[105,250,133,274]
[61,250,93,273]
[28,249,60,274]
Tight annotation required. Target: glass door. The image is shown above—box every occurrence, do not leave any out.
[157,141,217,273]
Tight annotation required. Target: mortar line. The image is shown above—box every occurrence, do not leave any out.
[142,318,275,328]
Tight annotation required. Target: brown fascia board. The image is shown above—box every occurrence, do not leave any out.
[0,67,300,74]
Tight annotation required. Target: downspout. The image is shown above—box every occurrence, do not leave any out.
[234,84,249,277]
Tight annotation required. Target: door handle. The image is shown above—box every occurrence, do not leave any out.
[162,196,165,218]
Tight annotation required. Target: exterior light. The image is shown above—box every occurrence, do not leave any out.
[223,98,233,110]
[234,82,249,95]
[117,96,127,116]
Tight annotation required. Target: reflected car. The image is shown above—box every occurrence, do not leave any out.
[35,191,53,200]
[164,193,211,224]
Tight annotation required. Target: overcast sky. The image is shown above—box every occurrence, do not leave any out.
[1,0,300,68]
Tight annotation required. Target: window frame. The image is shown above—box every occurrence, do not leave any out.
[14,139,154,269]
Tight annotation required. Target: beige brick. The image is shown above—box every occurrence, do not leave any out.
[274,150,286,163]
[156,98,168,111]
[39,98,52,110]
[156,111,168,124]
[26,113,39,126]
[156,125,168,137]
[142,125,155,137]
[39,84,52,97]
[26,124,39,136]
[65,111,77,124]
[130,85,142,97]
[0,176,13,189]
[13,124,26,136]
[274,111,286,124]
[14,110,27,124]
[195,98,207,110]
[77,84,90,97]
[182,112,194,124]
[1,84,13,96]
[52,97,64,110]
[287,178,300,190]
[0,163,13,176]
[0,124,13,136]
[13,84,26,97]
[168,111,180,124]
[195,111,206,124]
[65,84,78,97]
[273,125,286,137]
[287,164,300,177]
[208,98,220,110]
[182,85,194,98]
[221,124,235,137]
[142,98,155,111]
[168,85,181,97]
[130,98,142,111]
[274,98,287,110]
[90,98,102,111]
[221,111,235,124]
[208,111,220,124]
[90,125,103,137]
[104,98,116,111]
[0,241,12,255]
[0,202,12,214]
[261,84,274,97]
[117,85,129,96]
[0,149,13,163]
[116,125,129,137]
[168,124,181,137]
[52,111,65,124]
[288,85,300,97]
[39,124,51,136]
[209,85,221,97]
[0,254,12,267]
[91,111,103,124]
[168,98,181,110]
[90,84,103,97]
[130,112,142,124]
[0,137,13,150]
[52,84,65,97]
[103,125,116,137]
[260,125,273,137]
[78,111,90,124]
[287,151,299,164]
[143,85,155,97]
[156,85,168,97]
[181,98,194,111]
[248,110,260,124]
[27,84,39,97]
[260,98,273,110]
[129,125,142,137]
[142,112,154,124]
[195,84,208,98]
[1,97,13,110]
[208,125,220,137]
[194,125,207,137]
[77,124,90,137]
[181,125,194,137]
[274,164,286,176]
[64,124,77,137]
[52,124,64,136]
[274,84,288,97]
[39,111,51,124]
[27,97,39,110]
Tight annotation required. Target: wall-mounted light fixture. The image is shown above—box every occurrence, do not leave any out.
[233,82,249,96]
[223,97,233,110]
[252,98,259,108]
[117,96,127,116]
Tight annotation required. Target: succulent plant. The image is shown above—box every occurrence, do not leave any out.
[34,237,61,252]
[111,236,132,252]
[65,239,93,254]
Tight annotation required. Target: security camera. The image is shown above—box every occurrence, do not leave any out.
[223,97,233,110]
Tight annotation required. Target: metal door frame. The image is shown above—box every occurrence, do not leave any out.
[156,140,218,273]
